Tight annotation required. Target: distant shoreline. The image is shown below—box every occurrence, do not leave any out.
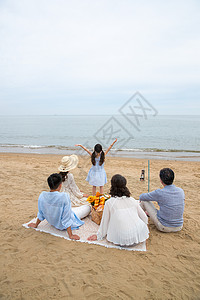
[0,145,199,161]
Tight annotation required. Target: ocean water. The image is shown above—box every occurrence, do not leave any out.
[0,115,200,160]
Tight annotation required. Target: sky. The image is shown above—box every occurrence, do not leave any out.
[0,0,200,115]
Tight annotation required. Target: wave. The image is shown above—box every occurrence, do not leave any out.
[0,143,199,154]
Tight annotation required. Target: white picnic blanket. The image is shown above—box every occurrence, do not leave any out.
[23,216,146,251]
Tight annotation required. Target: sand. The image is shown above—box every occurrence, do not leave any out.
[0,152,200,299]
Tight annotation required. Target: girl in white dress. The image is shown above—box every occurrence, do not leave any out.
[88,174,149,246]
[75,139,117,196]
[58,155,89,207]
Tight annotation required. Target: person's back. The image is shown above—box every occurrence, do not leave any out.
[28,173,90,240]
[88,174,149,246]
[105,196,149,245]
[60,173,88,207]
[38,191,79,230]
[140,184,184,227]
[157,184,184,226]
[140,168,185,232]
[58,155,89,207]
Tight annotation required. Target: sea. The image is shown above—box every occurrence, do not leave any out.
[0,115,200,161]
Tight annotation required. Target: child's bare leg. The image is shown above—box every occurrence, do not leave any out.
[92,186,96,196]
[100,186,104,194]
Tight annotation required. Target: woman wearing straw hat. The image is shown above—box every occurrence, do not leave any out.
[58,155,89,207]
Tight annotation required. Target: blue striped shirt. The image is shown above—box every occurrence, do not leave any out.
[139,184,185,227]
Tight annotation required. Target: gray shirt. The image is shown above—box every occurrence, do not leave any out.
[139,184,185,227]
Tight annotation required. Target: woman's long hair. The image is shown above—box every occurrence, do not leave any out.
[110,174,131,197]
[91,144,105,166]
[59,171,69,182]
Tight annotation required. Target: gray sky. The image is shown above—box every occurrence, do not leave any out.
[0,0,200,115]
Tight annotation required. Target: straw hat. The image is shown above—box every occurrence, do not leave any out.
[58,155,79,172]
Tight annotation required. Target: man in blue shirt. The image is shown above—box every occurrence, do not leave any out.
[28,173,90,240]
[140,168,185,232]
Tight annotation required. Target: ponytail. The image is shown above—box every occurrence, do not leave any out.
[91,151,96,165]
[59,172,68,182]
[99,150,105,166]
[91,144,104,165]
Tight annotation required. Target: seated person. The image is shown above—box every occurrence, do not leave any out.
[88,174,149,246]
[58,155,88,207]
[140,168,185,232]
[28,173,91,240]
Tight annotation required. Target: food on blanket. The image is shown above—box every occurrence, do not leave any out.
[99,197,105,205]
[94,198,99,209]
[87,193,111,210]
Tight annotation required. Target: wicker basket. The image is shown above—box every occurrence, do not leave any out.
[91,206,103,225]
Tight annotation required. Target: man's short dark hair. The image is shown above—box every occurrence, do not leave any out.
[47,173,62,190]
[159,168,174,185]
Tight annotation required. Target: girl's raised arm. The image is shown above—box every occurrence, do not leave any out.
[75,144,92,156]
[105,138,117,155]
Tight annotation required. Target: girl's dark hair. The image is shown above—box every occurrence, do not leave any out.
[91,144,105,166]
[110,174,131,197]
[47,173,62,190]
[160,168,174,185]
[59,172,69,182]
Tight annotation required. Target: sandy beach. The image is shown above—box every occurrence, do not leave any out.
[0,152,200,299]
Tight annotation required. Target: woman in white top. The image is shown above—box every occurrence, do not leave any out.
[58,155,89,207]
[88,174,149,246]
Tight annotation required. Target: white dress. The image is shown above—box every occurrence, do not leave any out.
[97,196,149,246]
[60,173,88,207]
[86,157,107,187]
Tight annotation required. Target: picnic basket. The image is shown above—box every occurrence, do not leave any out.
[91,206,103,225]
